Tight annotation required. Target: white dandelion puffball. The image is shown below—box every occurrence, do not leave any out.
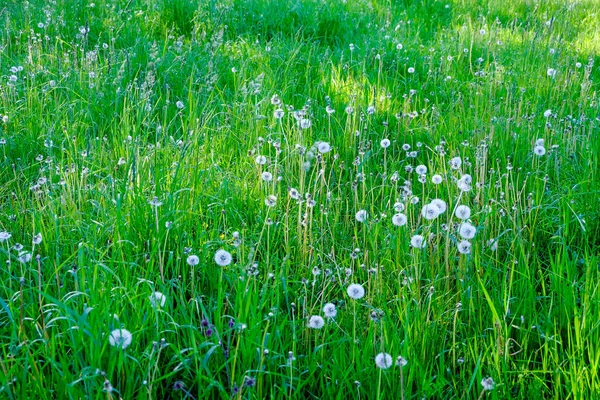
[392,213,407,227]
[33,233,43,245]
[375,353,393,369]
[355,209,368,223]
[109,328,133,350]
[299,118,312,129]
[533,145,546,156]
[457,240,472,255]
[0,231,11,241]
[449,156,462,170]
[214,249,233,266]
[547,68,556,77]
[273,108,284,119]
[261,171,273,182]
[255,155,267,165]
[347,283,365,300]
[421,203,440,220]
[430,199,447,214]
[380,138,391,149]
[323,303,337,318]
[186,255,199,266]
[307,315,325,329]
[394,202,405,212]
[455,205,471,220]
[543,109,552,118]
[415,165,427,175]
[396,356,408,367]
[265,195,277,207]
[459,222,476,239]
[149,291,166,308]
[410,234,426,249]
[407,67,415,74]
[317,141,331,154]
[431,174,443,184]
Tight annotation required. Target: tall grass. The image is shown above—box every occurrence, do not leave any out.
[0,0,598,398]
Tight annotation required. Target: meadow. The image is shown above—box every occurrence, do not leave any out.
[0,0,599,398]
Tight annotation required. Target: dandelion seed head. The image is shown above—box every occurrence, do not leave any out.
[186,255,199,266]
[323,303,337,318]
[347,283,365,300]
[392,213,407,227]
[375,352,393,369]
[109,328,133,350]
[455,205,471,220]
[355,209,368,223]
[410,234,426,249]
[149,291,166,308]
[307,315,325,329]
[214,249,233,266]
[459,222,476,239]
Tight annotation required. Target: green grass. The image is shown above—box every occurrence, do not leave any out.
[0,0,599,398]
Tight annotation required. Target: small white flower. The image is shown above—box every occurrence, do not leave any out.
[380,138,391,149]
[273,109,284,119]
[431,174,443,184]
[457,240,472,254]
[175,101,184,109]
[421,204,440,220]
[455,205,471,220]
[543,109,552,118]
[307,315,325,329]
[299,118,312,129]
[265,195,277,207]
[392,213,407,227]
[481,377,495,391]
[410,234,426,249]
[261,171,273,182]
[396,355,408,367]
[33,233,43,245]
[347,283,365,300]
[109,328,133,350]
[533,145,546,156]
[355,209,368,223]
[317,142,331,154]
[459,222,476,239]
[394,202,405,212]
[375,352,393,369]
[214,249,233,266]
[255,155,267,165]
[449,156,462,170]
[430,199,447,213]
[186,255,200,266]
[407,67,415,74]
[547,68,557,77]
[0,231,11,241]
[415,165,427,175]
[149,292,166,308]
[323,303,337,318]
[18,252,32,263]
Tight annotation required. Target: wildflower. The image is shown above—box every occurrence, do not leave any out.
[317,142,331,154]
[459,222,476,239]
[421,204,439,220]
[547,68,556,77]
[380,138,391,149]
[325,105,335,115]
[367,105,376,115]
[396,43,403,50]
[407,67,415,74]
[415,165,427,175]
[32,233,43,245]
[375,353,393,369]
[271,94,281,105]
[323,303,337,318]
[347,283,365,300]
[289,188,300,199]
[449,157,462,170]
[457,240,472,254]
[299,119,312,129]
[273,108,284,119]
[455,205,471,220]
[355,209,368,223]
[214,249,233,266]
[0,231,12,241]
[394,202,405,212]
[307,315,325,329]
[457,175,472,192]
[481,377,495,391]
[255,155,267,165]
[186,255,199,266]
[533,145,546,156]
[487,238,498,251]
[175,101,184,109]
[264,195,277,207]
[148,197,163,207]
[410,234,426,249]
[18,252,32,263]
[543,109,552,118]
[109,328,133,350]
[396,356,408,367]
[261,171,273,182]
[149,291,166,308]
[392,213,408,227]
[430,199,447,213]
